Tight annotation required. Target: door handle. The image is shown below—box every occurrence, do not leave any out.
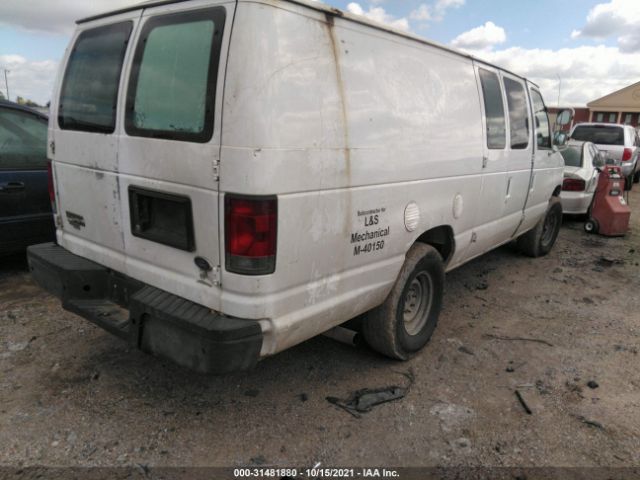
[0,181,26,193]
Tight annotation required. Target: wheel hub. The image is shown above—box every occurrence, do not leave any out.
[403,272,433,335]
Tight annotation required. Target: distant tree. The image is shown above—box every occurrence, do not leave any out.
[16,96,41,108]
[0,90,5,100]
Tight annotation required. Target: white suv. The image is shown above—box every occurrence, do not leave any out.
[570,123,640,189]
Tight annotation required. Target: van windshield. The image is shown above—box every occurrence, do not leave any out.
[571,125,624,146]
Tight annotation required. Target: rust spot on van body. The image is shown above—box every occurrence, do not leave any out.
[324,13,351,179]
[325,13,353,271]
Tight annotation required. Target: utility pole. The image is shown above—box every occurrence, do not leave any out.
[556,73,561,107]
[3,69,9,101]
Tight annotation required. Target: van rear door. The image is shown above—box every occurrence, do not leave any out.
[52,16,137,270]
[53,3,232,310]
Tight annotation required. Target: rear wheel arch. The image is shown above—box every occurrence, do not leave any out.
[552,185,562,197]
[415,225,455,266]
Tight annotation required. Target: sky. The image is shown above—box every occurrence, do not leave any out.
[0,0,639,107]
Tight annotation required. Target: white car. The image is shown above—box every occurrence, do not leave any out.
[559,141,604,215]
[570,123,640,189]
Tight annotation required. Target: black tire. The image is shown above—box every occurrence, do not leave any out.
[584,218,599,234]
[625,174,633,191]
[517,197,562,258]
[634,170,640,184]
[363,243,444,360]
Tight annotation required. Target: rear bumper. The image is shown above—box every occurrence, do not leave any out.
[27,243,262,374]
[560,191,594,215]
[620,161,635,177]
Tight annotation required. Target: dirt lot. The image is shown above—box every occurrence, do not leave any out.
[1,190,639,474]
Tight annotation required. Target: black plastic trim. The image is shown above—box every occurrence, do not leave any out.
[128,186,196,252]
[27,243,263,374]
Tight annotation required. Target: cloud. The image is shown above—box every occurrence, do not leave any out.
[462,45,640,106]
[0,0,139,35]
[410,5,432,21]
[346,3,410,31]
[571,0,640,52]
[0,55,58,105]
[409,0,464,24]
[451,21,506,50]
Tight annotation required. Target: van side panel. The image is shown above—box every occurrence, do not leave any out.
[222,2,484,355]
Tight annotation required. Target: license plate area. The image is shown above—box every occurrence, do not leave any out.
[128,186,195,251]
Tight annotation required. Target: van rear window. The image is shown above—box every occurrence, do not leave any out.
[125,8,225,143]
[59,22,132,133]
[572,125,624,146]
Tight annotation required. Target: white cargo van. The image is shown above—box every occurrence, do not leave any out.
[28,0,565,373]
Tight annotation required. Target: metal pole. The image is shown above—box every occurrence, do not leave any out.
[556,73,561,107]
[3,69,9,101]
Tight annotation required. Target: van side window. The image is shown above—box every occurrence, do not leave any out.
[503,78,529,149]
[530,89,551,149]
[478,69,506,149]
[59,22,133,133]
[125,8,225,143]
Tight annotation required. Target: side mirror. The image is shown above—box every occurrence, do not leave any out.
[556,109,574,127]
[593,154,605,168]
[553,131,568,146]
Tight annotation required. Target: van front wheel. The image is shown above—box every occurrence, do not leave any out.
[363,243,444,360]
[517,197,562,257]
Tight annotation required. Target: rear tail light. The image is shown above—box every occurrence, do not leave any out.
[622,148,632,161]
[562,178,586,192]
[47,160,57,213]
[225,195,277,275]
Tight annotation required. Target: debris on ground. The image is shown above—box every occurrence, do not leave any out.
[595,256,623,268]
[458,345,475,356]
[515,390,533,415]
[571,414,605,431]
[326,371,414,418]
[587,380,599,389]
[483,333,554,347]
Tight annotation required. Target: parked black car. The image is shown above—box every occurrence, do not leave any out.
[0,100,55,255]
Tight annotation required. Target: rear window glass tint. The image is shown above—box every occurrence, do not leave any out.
[59,22,132,133]
[572,126,624,145]
[478,69,506,150]
[0,109,47,169]
[559,146,582,167]
[126,8,225,143]
[504,78,529,149]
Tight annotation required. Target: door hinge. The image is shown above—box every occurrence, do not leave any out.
[482,156,488,168]
[213,162,220,182]
[213,265,221,287]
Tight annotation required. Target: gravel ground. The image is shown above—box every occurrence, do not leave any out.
[1,190,639,474]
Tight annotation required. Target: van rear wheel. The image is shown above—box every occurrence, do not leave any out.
[363,243,444,360]
[517,197,562,257]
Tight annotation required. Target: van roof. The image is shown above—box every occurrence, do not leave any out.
[77,0,537,88]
